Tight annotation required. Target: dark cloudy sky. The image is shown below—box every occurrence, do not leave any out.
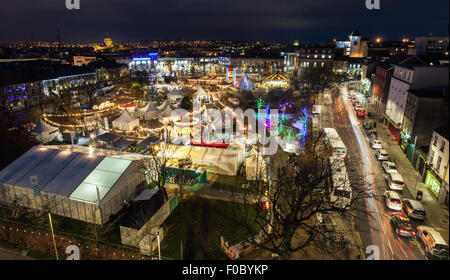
[0,0,448,43]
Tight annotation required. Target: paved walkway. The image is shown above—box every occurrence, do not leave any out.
[376,122,449,242]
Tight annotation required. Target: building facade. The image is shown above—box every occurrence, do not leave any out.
[426,126,449,205]
[384,65,449,143]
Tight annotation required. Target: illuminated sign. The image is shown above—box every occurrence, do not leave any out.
[425,170,441,197]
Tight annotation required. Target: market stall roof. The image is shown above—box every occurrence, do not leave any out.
[159,102,175,118]
[32,120,59,134]
[114,108,138,123]
[194,87,209,97]
[111,138,134,150]
[265,73,287,81]
[96,132,120,143]
[137,135,161,147]
[141,102,158,113]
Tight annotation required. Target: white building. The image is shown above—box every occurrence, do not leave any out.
[385,65,449,131]
[426,125,449,203]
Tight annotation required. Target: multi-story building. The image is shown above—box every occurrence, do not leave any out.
[426,125,449,204]
[371,55,426,120]
[282,52,299,73]
[73,56,97,66]
[297,46,336,75]
[402,87,449,172]
[362,40,410,59]
[412,35,449,56]
[384,64,449,143]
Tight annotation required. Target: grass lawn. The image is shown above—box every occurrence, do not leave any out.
[210,174,259,194]
[160,196,263,260]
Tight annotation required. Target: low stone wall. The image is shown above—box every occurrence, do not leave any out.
[120,195,179,249]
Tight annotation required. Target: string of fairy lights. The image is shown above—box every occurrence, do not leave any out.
[1,225,145,259]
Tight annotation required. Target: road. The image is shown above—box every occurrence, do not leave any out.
[320,83,427,260]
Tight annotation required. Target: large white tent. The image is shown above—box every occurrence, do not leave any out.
[112,109,140,131]
[159,144,244,175]
[32,120,60,144]
[0,146,144,225]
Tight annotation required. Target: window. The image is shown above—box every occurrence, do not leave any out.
[440,140,445,152]
[429,150,434,164]
[436,156,442,171]
[433,135,438,146]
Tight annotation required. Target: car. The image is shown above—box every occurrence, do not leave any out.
[382,161,398,174]
[370,139,382,149]
[402,199,426,221]
[390,213,416,238]
[357,109,367,117]
[384,191,402,211]
[375,149,389,161]
[354,105,362,112]
[386,173,405,191]
[352,100,359,106]
[368,129,377,139]
[416,226,449,259]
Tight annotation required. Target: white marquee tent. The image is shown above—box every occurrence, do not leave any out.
[112,109,140,131]
[32,120,60,144]
[140,102,159,120]
[0,146,144,225]
[159,143,244,175]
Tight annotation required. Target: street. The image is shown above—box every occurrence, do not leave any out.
[320,83,428,260]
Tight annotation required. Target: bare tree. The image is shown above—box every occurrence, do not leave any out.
[175,157,192,216]
[299,63,341,95]
[228,128,370,260]
[140,143,177,201]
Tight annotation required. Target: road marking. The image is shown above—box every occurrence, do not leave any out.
[355,231,366,260]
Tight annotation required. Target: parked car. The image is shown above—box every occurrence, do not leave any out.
[382,161,398,174]
[402,199,426,221]
[390,213,416,238]
[368,129,377,139]
[384,191,402,211]
[416,225,449,260]
[370,139,382,149]
[386,173,405,191]
[375,149,389,161]
[363,120,375,130]
[357,109,367,117]
[352,100,359,106]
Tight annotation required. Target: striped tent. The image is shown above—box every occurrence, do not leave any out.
[265,73,287,81]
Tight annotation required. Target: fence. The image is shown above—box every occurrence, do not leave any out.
[0,217,145,260]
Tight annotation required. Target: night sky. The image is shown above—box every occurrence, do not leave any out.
[0,0,448,43]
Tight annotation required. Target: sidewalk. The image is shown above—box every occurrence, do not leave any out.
[376,122,449,242]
